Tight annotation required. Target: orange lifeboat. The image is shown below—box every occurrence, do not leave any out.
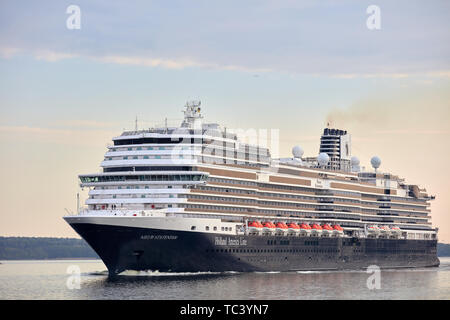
[287,222,300,234]
[248,221,263,233]
[321,223,333,235]
[275,222,289,233]
[391,226,401,234]
[332,224,344,235]
[367,225,380,234]
[310,223,323,235]
[262,221,276,234]
[299,223,312,235]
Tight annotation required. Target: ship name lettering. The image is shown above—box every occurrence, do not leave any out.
[140,235,177,240]
[228,238,240,246]
[214,237,227,246]
[214,237,247,246]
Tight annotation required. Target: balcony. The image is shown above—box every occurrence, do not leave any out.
[318,199,334,204]
[315,191,334,196]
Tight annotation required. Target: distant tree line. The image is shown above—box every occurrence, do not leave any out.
[438,243,450,257]
[0,237,99,260]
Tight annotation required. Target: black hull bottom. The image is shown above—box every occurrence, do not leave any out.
[69,223,440,276]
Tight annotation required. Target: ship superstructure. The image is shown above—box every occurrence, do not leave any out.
[64,101,439,275]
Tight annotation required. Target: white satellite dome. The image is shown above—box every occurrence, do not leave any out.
[351,156,360,166]
[317,152,330,166]
[371,156,381,169]
[292,145,304,158]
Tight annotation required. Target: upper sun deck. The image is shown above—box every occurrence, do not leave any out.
[110,102,271,161]
[100,101,434,201]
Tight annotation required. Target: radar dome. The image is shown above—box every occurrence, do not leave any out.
[317,152,330,166]
[292,145,304,158]
[351,156,360,166]
[371,156,381,169]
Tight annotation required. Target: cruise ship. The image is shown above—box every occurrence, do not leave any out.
[64,101,439,276]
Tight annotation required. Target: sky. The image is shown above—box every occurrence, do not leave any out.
[0,1,449,242]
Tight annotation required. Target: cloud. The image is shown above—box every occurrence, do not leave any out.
[0,47,22,58]
[328,71,450,80]
[328,73,410,79]
[55,120,120,129]
[375,129,450,135]
[427,71,450,78]
[34,50,78,62]
[0,45,274,73]
[96,55,206,69]
[95,54,272,72]
[0,125,118,147]
[0,1,449,76]
[4,46,450,79]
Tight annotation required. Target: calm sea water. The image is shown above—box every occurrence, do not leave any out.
[1,258,449,300]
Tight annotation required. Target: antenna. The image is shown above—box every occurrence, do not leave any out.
[135,115,138,132]
[77,193,79,214]
[181,100,203,128]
